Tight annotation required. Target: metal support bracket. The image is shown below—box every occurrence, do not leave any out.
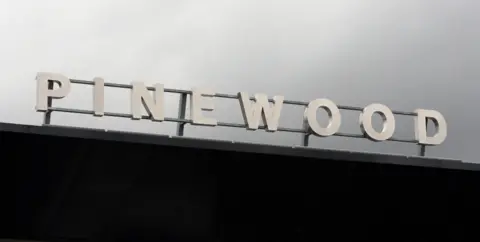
[419,144,426,156]
[176,93,188,136]
[302,120,310,147]
[43,81,54,125]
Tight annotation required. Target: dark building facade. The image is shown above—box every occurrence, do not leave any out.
[5,122,480,241]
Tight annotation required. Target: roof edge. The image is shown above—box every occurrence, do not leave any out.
[0,122,477,171]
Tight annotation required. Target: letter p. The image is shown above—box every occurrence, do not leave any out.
[36,72,71,111]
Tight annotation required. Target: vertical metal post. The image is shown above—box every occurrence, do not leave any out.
[419,145,426,156]
[418,117,428,156]
[302,120,310,147]
[302,133,310,147]
[42,80,54,125]
[176,93,188,136]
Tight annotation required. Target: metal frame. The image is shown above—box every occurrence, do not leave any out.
[42,79,428,156]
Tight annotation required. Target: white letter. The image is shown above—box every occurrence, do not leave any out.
[359,103,395,141]
[190,87,217,126]
[131,82,164,121]
[93,77,104,117]
[414,109,447,145]
[36,72,71,111]
[304,98,341,136]
[238,92,284,132]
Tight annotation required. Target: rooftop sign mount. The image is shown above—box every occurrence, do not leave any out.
[35,72,448,157]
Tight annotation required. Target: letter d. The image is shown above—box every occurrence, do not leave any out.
[414,109,447,145]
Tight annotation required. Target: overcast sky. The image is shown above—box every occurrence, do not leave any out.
[0,0,478,162]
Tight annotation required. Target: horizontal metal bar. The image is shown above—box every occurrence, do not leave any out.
[214,94,414,116]
[47,107,417,143]
[284,100,309,106]
[390,137,418,143]
[217,122,305,133]
[335,132,416,143]
[70,79,94,85]
[391,110,416,116]
[70,79,416,116]
[336,105,415,115]
[335,132,365,139]
[337,105,363,111]
[214,93,237,99]
[215,93,309,105]
[216,121,245,128]
[71,79,192,94]
[278,126,306,133]
[50,107,94,115]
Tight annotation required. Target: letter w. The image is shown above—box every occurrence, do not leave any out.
[238,92,284,132]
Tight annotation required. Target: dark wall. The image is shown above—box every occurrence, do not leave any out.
[5,130,480,242]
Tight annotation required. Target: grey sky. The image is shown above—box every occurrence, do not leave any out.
[0,0,479,162]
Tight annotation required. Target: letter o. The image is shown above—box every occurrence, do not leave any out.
[304,98,341,137]
[359,103,395,141]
